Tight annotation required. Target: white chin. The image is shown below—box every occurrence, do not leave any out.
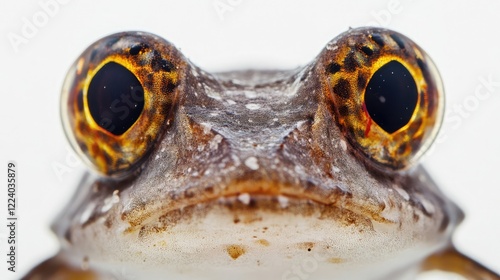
[70,195,446,280]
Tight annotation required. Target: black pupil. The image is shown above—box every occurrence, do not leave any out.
[88,62,144,135]
[364,60,418,134]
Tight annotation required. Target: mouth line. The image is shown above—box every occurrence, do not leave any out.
[121,181,392,231]
[124,192,381,238]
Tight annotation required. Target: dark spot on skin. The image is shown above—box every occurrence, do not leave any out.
[420,91,427,110]
[89,49,99,61]
[298,242,315,251]
[205,186,214,194]
[151,50,174,72]
[409,118,423,134]
[129,44,147,55]
[338,105,349,117]
[398,141,409,155]
[90,143,99,157]
[104,217,113,228]
[410,136,423,152]
[102,151,113,166]
[233,217,240,224]
[427,91,437,117]
[111,142,121,152]
[145,134,153,145]
[413,213,420,222]
[115,157,128,167]
[76,122,85,137]
[78,142,88,154]
[417,58,427,74]
[248,198,257,208]
[360,46,373,56]
[76,90,84,111]
[390,34,406,49]
[343,52,359,72]
[303,180,316,193]
[159,59,174,72]
[184,189,195,198]
[346,125,365,142]
[357,74,367,89]
[333,79,352,99]
[370,33,385,47]
[159,104,174,118]
[347,126,356,138]
[162,81,178,94]
[143,73,154,88]
[355,128,365,138]
[327,62,341,74]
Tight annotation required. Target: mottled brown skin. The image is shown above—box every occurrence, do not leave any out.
[24,28,499,279]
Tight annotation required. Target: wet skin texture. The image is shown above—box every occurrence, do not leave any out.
[24,27,499,280]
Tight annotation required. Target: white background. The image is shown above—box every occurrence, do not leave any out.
[0,1,499,279]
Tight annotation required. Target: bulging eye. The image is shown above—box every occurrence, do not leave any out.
[322,28,444,169]
[61,32,185,176]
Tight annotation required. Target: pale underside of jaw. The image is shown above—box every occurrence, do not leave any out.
[68,193,447,280]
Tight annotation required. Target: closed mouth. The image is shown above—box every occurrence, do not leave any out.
[121,179,392,234]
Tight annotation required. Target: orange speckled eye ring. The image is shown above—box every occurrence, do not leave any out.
[320,28,444,170]
[61,32,186,176]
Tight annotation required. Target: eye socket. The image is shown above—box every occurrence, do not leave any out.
[322,28,444,170]
[61,32,184,176]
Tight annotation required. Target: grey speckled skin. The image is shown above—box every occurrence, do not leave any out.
[23,28,499,280]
